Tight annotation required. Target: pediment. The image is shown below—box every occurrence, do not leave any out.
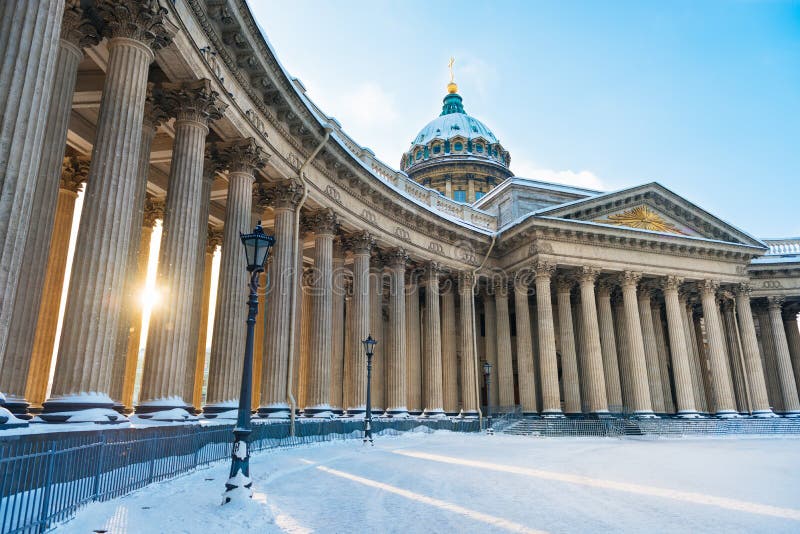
[534,182,766,247]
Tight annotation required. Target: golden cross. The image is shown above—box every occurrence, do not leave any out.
[448,57,455,83]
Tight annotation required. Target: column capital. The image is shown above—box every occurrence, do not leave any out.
[259,179,304,210]
[697,279,720,296]
[578,266,600,286]
[619,270,641,289]
[720,298,734,313]
[207,226,223,252]
[157,79,227,126]
[458,271,475,294]
[735,282,753,297]
[61,3,100,52]
[142,196,165,227]
[97,0,176,51]
[202,148,225,183]
[637,284,656,302]
[555,274,574,294]
[344,231,375,255]
[532,260,556,280]
[596,278,615,298]
[217,138,269,174]
[60,155,90,193]
[142,84,170,132]
[424,261,444,281]
[767,295,786,311]
[493,279,509,298]
[385,248,410,269]
[303,208,338,236]
[661,275,684,293]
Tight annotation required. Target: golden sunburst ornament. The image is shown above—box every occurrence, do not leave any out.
[596,205,686,235]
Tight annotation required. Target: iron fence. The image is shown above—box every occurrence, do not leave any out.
[0,418,479,534]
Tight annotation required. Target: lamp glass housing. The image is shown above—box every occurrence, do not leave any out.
[362,335,377,357]
[240,222,275,272]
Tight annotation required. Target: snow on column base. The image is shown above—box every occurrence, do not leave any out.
[0,394,31,418]
[751,409,778,418]
[541,411,565,419]
[0,407,29,429]
[257,404,291,419]
[459,410,479,418]
[303,405,335,418]
[39,393,129,424]
[632,411,658,419]
[780,411,800,418]
[676,411,702,418]
[131,409,199,424]
[203,400,240,419]
[422,409,446,418]
[346,406,366,418]
[589,411,613,419]
[714,410,741,418]
[384,408,410,418]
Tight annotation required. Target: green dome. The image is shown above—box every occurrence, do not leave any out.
[410,93,499,147]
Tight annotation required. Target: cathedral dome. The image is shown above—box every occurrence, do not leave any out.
[401,86,511,174]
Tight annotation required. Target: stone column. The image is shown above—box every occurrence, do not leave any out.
[613,295,634,411]
[405,270,422,415]
[342,279,353,414]
[251,271,267,409]
[698,280,737,416]
[756,305,782,411]
[137,81,226,420]
[556,276,581,415]
[296,270,312,410]
[596,280,622,414]
[25,160,88,409]
[637,287,665,413]
[721,298,748,413]
[483,288,500,407]
[458,272,479,417]
[494,281,515,407]
[304,210,337,417]
[514,273,538,415]
[345,232,374,415]
[204,140,267,417]
[734,285,773,416]
[686,302,710,413]
[385,249,408,417]
[651,302,675,414]
[422,262,445,417]
[117,198,163,410]
[0,2,64,404]
[533,262,561,416]
[661,277,697,416]
[577,267,609,415]
[441,278,458,415]
[369,257,385,413]
[330,239,346,414]
[257,180,303,417]
[784,311,800,402]
[620,272,655,416]
[42,4,174,422]
[1,9,98,416]
[767,297,800,415]
[191,229,222,408]
[573,298,588,411]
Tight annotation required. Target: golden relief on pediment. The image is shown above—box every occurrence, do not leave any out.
[595,205,686,235]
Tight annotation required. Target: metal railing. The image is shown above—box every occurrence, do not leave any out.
[0,418,479,533]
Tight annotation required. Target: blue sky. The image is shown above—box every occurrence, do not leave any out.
[251,1,800,237]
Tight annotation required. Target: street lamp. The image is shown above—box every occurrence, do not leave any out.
[362,334,377,445]
[483,361,493,432]
[223,222,274,504]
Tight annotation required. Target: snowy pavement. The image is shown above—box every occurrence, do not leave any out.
[61,432,800,533]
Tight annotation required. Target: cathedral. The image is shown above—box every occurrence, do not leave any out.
[1,0,800,430]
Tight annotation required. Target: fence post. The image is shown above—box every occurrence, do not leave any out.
[93,436,107,501]
[37,447,57,534]
[148,438,156,483]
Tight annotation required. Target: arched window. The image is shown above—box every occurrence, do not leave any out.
[454,141,463,152]
[454,190,467,203]
[433,144,441,154]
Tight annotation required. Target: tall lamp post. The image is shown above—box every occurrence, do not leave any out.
[362,335,377,445]
[223,222,275,504]
[483,361,493,432]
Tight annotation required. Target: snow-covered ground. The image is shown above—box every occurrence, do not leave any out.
[60,432,800,533]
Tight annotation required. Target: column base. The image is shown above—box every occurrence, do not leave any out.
[257,404,291,419]
[541,411,565,419]
[408,410,423,416]
[422,409,446,418]
[0,407,29,429]
[460,410,479,418]
[40,393,128,424]
[632,411,658,419]
[346,407,366,417]
[303,405,335,418]
[203,400,239,420]
[1,395,32,418]
[588,411,613,419]
[714,410,740,419]
[134,399,198,422]
[445,411,459,417]
[751,409,778,418]
[385,408,409,418]
[676,411,702,419]
[780,410,800,418]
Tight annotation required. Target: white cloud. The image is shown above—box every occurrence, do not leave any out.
[511,159,606,191]
[335,82,399,129]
